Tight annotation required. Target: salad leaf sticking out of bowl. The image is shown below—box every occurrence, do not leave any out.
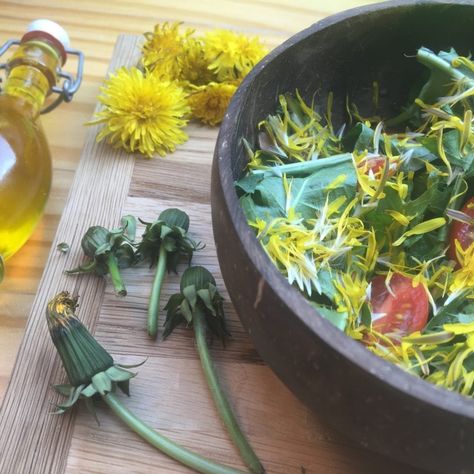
[236,47,474,397]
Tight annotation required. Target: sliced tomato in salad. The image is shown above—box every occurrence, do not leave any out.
[359,154,396,176]
[365,155,387,173]
[370,273,429,337]
[449,197,474,263]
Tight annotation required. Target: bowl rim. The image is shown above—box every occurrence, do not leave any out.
[215,0,474,420]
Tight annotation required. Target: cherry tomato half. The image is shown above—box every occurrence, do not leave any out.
[449,197,474,263]
[370,273,429,337]
[359,154,395,176]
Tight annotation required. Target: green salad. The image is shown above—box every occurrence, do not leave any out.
[236,47,474,397]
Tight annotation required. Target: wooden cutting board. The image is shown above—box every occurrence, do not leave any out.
[0,35,425,474]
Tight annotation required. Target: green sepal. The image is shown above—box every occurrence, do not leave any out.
[84,397,100,425]
[116,359,147,369]
[182,285,197,311]
[105,365,136,382]
[117,380,131,396]
[136,208,201,271]
[119,215,137,241]
[92,371,113,396]
[55,384,85,413]
[163,266,230,343]
[196,288,216,316]
[180,299,194,323]
[81,383,98,398]
[66,217,137,293]
[53,384,74,397]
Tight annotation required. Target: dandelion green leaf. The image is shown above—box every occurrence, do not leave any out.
[238,158,357,222]
[342,122,375,152]
[235,173,263,194]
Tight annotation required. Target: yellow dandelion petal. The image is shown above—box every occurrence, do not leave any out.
[436,127,453,181]
[325,174,347,190]
[392,217,446,247]
[386,210,411,226]
[188,82,237,126]
[89,67,190,158]
[452,55,474,72]
[449,242,474,294]
[203,29,267,81]
[443,322,474,335]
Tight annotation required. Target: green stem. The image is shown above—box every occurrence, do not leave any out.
[193,308,264,474]
[148,246,167,338]
[103,393,246,474]
[106,254,126,296]
[387,48,473,128]
[250,153,352,177]
[417,48,468,85]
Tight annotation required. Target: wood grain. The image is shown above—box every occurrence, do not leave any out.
[0,35,139,473]
[0,3,428,474]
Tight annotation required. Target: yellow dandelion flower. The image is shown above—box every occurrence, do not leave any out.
[203,29,267,81]
[179,37,215,86]
[188,82,237,126]
[90,67,190,158]
[141,22,191,79]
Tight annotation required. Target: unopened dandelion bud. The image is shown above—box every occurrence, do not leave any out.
[47,292,114,386]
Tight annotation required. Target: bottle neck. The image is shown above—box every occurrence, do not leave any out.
[3,40,61,118]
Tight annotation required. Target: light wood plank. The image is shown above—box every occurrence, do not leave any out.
[0,34,139,474]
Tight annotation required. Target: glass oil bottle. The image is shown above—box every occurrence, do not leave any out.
[0,20,83,273]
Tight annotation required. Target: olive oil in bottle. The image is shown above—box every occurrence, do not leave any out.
[0,20,82,263]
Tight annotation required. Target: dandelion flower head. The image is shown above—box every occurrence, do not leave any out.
[188,82,237,126]
[141,22,191,79]
[91,67,190,158]
[203,29,267,81]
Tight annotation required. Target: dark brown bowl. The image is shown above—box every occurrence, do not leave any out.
[211,1,474,473]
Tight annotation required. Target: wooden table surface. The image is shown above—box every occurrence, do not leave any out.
[0,0,381,402]
[0,1,429,473]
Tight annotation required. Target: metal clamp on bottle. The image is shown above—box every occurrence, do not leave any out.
[0,37,84,114]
